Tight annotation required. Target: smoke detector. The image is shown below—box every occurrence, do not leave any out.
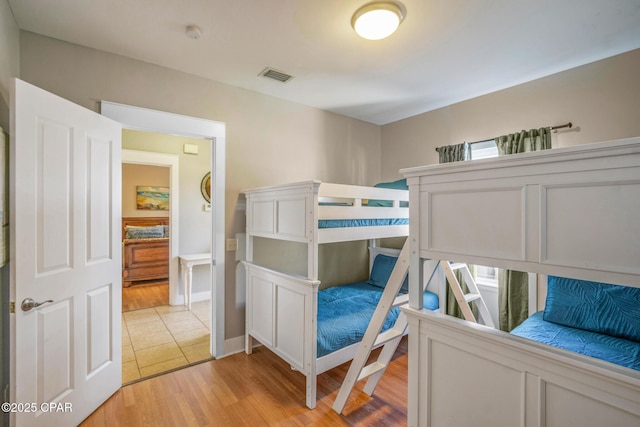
[186,25,202,40]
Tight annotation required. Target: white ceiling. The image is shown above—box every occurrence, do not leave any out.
[8,0,640,125]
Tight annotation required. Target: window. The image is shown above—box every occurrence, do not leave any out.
[469,139,498,160]
[467,139,537,318]
[470,139,499,287]
[475,264,498,287]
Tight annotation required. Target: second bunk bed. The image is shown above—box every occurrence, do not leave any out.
[400,137,640,426]
[242,180,439,409]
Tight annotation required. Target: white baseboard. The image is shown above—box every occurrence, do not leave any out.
[191,290,211,303]
[223,335,246,357]
[172,290,211,306]
[223,335,263,358]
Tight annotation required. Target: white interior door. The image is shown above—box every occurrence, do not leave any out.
[10,79,122,426]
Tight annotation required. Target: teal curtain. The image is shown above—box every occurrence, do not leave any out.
[498,270,529,331]
[437,142,477,319]
[495,127,551,331]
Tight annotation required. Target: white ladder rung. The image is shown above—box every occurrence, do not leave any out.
[392,293,409,307]
[357,362,387,381]
[449,262,467,270]
[373,328,404,347]
[464,293,481,303]
[441,260,496,329]
[333,242,413,414]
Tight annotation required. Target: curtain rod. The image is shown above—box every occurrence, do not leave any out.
[437,122,573,149]
[550,122,573,131]
[469,122,573,145]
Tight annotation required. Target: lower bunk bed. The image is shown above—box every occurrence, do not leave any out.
[511,275,640,371]
[244,247,438,409]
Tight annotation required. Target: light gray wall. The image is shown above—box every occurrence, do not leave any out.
[18,31,382,340]
[380,48,640,181]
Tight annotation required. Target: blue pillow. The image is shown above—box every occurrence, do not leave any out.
[368,254,409,292]
[125,225,165,239]
[543,275,640,343]
[368,179,408,207]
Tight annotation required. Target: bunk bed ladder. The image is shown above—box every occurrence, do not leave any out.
[441,261,495,328]
[333,241,416,414]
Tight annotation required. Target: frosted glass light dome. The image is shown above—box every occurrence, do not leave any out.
[352,2,405,40]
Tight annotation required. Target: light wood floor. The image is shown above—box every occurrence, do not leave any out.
[122,281,169,312]
[81,337,408,426]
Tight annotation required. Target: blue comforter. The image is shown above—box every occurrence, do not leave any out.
[318,218,408,229]
[511,311,640,370]
[316,281,438,357]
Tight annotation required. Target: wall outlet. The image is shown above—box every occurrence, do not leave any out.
[202,203,211,211]
[226,238,238,251]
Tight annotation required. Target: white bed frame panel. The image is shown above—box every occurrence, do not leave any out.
[244,263,319,407]
[401,137,640,426]
[243,180,410,408]
[244,246,407,409]
[244,180,409,279]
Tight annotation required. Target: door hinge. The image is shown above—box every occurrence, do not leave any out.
[9,301,15,314]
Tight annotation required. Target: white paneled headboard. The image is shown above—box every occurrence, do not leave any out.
[402,136,640,291]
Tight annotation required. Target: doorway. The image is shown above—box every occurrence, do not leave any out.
[121,161,171,311]
[120,131,214,382]
[101,101,226,362]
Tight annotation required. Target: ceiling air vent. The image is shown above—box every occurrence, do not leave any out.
[259,67,294,83]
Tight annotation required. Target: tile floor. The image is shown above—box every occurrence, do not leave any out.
[122,300,212,383]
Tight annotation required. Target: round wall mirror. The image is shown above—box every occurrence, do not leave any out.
[200,172,211,203]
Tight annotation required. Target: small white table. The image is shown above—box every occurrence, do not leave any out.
[179,252,211,310]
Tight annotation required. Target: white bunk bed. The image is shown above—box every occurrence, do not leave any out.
[244,180,409,279]
[243,180,419,409]
[401,137,640,426]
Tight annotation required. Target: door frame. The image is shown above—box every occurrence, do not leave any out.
[122,150,180,305]
[101,101,226,358]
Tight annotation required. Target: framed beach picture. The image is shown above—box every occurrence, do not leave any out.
[136,186,170,210]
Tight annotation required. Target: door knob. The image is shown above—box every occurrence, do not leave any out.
[21,298,54,312]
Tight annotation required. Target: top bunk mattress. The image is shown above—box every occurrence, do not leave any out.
[244,179,410,242]
[318,218,408,229]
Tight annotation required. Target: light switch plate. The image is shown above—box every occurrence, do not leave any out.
[226,238,238,251]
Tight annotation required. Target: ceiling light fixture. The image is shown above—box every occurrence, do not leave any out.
[351,2,405,40]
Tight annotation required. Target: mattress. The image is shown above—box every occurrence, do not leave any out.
[318,218,408,229]
[511,311,640,370]
[316,281,438,357]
